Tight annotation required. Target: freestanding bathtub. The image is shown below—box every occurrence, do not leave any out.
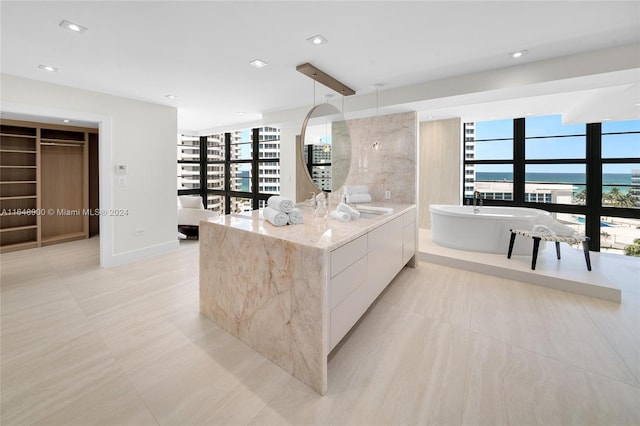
[430,205,550,255]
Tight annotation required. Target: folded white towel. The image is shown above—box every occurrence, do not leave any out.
[337,202,360,219]
[344,185,369,195]
[267,195,295,213]
[330,210,351,222]
[288,208,304,225]
[345,193,372,204]
[549,221,575,237]
[532,224,554,236]
[263,206,289,226]
[534,213,554,226]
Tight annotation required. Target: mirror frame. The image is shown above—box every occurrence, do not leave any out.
[298,103,351,193]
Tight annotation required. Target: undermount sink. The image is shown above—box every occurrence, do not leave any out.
[355,205,393,219]
[358,211,384,219]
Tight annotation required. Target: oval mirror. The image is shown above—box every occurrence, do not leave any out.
[299,103,352,193]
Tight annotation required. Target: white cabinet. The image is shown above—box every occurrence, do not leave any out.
[329,207,416,350]
[402,210,416,265]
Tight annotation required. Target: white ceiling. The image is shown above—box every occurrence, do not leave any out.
[1,1,639,132]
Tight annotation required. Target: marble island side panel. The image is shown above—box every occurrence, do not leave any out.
[199,221,329,394]
[199,204,416,394]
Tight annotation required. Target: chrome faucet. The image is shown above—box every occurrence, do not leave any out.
[473,191,483,206]
[473,191,483,213]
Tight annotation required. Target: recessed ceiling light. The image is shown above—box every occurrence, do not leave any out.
[635,102,640,107]
[525,112,535,116]
[307,34,328,46]
[250,59,268,69]
[59,20,87,34]
[165,94,177,100]
[602,117,613,121]
[509,50,528,59]
[236,112,246,116]
[489,116,497,119]
[62,119,71,123]
[38,64,58,72]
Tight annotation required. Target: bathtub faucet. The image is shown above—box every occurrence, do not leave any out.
[473,191,483,207]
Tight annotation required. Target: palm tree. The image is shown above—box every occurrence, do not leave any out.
[624,238,640,257]
[574,189,586,205]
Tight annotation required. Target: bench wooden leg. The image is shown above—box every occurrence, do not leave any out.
[555,241,561,260]
[582,239,592,271]
[507,231,517,259]
[531,237,541,270]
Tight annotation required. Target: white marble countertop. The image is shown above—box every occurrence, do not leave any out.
[201,203,416,251]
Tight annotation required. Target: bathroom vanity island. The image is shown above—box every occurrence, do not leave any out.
[199,204,416,394]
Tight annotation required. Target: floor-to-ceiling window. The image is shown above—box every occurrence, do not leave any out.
[463,115,640,254]
[177,127,280,215]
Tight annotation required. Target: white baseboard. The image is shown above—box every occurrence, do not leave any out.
[100,239,179,268]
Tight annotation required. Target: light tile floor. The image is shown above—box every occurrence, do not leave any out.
[1,237,639,425]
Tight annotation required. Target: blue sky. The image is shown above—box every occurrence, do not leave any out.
[474,115,640,173]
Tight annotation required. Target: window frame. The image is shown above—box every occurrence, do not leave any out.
[462,117,640,251]
[177,128,280,215]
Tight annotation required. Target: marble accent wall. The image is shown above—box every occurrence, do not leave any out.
[418,118,462,229]
[329,111,417,206]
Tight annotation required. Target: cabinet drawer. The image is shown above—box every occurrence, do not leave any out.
[330,234,367,278]
[330,255,367,309]
[330,276,376,350]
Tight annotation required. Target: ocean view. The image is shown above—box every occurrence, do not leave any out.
[476,172,634,194]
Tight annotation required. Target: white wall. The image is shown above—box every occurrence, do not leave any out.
[1,74,178,266]
[418,118,462,229]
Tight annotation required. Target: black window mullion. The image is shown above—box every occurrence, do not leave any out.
[199,136,207,208]
[252,128,260,210]
[586,123,602,251]
[224,132,231,215]
[513,118,525,205]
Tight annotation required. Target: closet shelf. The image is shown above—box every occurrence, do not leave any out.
[0,149,37,154]
[0,225,38,233]
[0,133,36,139]
[0,195,37,200]
[41,138,85,144]
[0,241,38,253]
[0,181,37,184]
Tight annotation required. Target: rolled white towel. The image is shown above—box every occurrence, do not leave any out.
[344,185,369,195]
[267,195,295,213]
[337,202,360,219]
[330,210,351,222]
[345,193,372,204]
[535,212,554,226]
[549,221,575,237]
[263,206,289,226]
[532,224,554,236]
[288,208,304,225]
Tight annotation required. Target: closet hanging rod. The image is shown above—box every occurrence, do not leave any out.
[41,142,83,147]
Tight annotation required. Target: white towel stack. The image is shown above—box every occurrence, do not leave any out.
[533,213,575,237]
[264,196,303,226]
[288,208,304,225]
[532,224,553,236]
[344,185,372,204]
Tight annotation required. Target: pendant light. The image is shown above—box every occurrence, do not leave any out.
[372,84,382,150]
